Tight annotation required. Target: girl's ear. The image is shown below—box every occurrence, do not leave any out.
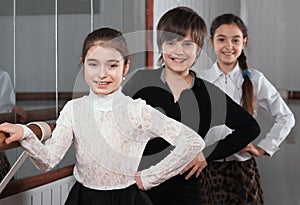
[80,56,84,65]
[243,37,248,48]
[123,60,130,77]
[196,46,202,57]
[209,36,214,48]
[80,58,85,75]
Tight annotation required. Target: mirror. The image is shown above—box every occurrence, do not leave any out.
[0,0,97,183]
[0,0,146,186]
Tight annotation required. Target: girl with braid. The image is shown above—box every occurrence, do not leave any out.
[199,13,295,205]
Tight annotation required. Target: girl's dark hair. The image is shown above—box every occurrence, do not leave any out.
[210,13,254,114]
[81,27,130,66]
[156,6,207,67]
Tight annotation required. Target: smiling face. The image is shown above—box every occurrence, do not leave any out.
[84,45,129,95]
[211,23,247,72]
[161,34,199,76]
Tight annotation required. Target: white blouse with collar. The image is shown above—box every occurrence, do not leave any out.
[198,63,295,161]
[20,88,204,190]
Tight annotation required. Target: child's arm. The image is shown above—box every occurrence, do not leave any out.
[200,82,260,162]
[0,102,74,171]
[134,100,205,190]
[0,122,49,144]
[254,73,295,156]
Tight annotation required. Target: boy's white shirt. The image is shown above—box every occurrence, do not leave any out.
[198,62,295,161]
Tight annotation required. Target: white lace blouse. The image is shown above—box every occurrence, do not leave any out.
[20,88,204,190]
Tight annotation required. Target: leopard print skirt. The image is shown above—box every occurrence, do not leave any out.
[200,157,264,205]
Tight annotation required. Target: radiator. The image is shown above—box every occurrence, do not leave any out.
[0,176,75,205]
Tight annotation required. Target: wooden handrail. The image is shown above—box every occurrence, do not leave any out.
[0,123,56,151]
[0,107,62,124]
[15,90,300,101]
[0,107,59,151]
[0,105,67,199]
[0,120,61,199]
[288,90,300,100]
[16,92,87,101]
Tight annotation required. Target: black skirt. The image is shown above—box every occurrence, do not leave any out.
[65,182,153,205]
[146,174,202,205]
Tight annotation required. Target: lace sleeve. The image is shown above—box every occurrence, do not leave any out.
[20,101,74,171]
[136,101,205,190]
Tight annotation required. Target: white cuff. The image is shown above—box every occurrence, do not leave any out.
[27,122,52,142]
[257,140,279,157]
[139,170,152,191]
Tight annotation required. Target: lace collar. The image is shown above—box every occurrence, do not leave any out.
[88,87,125,111]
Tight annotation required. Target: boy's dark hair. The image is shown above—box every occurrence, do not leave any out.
[156,6,207,67]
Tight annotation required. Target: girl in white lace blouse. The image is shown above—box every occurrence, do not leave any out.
[0,28,205,205]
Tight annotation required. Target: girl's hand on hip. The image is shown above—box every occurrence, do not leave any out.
[239,143,266,157]
[180,151,207,180]
[135,171,145,191]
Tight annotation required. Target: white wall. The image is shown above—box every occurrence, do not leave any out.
[246,0,300,90]
[256,101,300,205]
[245,0,300,204]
